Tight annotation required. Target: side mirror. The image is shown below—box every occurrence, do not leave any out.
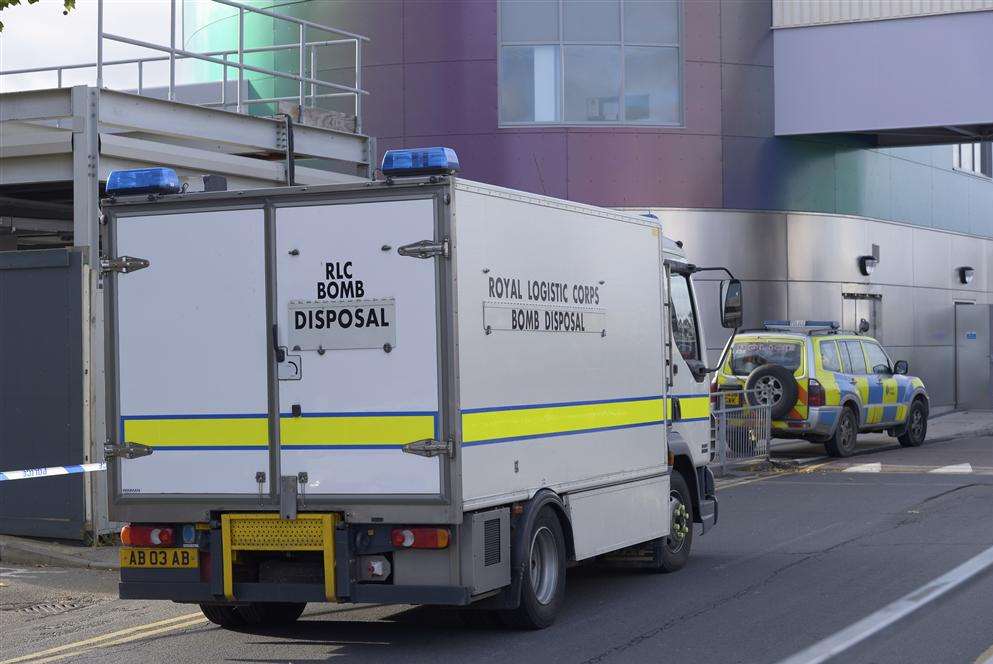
[720,279,743,329]
[894,360,908,375]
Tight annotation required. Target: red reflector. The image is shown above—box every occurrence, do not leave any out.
[391,527,450,549]
[122,525,177,547]
[199,552,212,582]
[808,379,826,408]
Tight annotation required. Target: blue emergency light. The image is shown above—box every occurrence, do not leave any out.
[764,320,839,330]
[106,167,182,196]
[381,147,460,177]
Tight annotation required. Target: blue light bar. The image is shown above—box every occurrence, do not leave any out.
[106,167,182,196]
[764,320,839,330]
[381,147,460,177]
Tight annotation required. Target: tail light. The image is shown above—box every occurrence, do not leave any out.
[808,379,826,408]
[710,380,719,407]
[121,524,177,547]
[391,527,450,549]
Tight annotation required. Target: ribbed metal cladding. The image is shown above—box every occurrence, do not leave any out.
[483,518,501,567]
[773,0,993,28]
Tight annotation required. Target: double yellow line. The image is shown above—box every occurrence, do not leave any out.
[2,612,206,664]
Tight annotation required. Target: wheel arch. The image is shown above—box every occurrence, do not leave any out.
[667,430,702,524]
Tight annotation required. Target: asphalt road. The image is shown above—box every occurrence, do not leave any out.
[2,434,992,664]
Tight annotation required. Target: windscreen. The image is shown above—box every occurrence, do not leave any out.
[730,340,803,376]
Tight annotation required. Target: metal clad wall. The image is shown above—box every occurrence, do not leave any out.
[0,249,86,539]
[641,208,993,409]
[773,0,993,28]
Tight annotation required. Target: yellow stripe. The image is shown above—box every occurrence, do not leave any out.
[124,417,268,448]
[123,414,434,448]
[854,377,870,405]
[462,398,665,444]
[280,415,434,447]
[676,395,711,420]
[0,613,203,664]
[882,378,899,404]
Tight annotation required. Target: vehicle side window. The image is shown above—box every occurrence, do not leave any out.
[819,340,842,372]
[840,340,867,374]
[669,273,699,361]
[863,342,891,374]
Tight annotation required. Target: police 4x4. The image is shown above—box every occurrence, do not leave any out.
[713,321,929,457]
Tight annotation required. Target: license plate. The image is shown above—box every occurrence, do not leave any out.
[120,547,199,569]
[724,393,741,406]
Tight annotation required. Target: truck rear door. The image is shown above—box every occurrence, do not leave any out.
[107,191,451,512]
[273,198,444,497]
[112,209,271,497]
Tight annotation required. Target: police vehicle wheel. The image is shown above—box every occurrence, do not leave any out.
[502,507,566,630]
[199,603,245,628]
[826,407,858,458]
[654,471,694,573]
[897,400,928,448]
[745,364,798,420]
[238,602,307,625]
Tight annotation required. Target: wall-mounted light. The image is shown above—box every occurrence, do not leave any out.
[858,255,878,276]
[958,266,975,285]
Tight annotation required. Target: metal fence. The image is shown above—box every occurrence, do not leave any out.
[0,0,369,130]
[711,389,773,471]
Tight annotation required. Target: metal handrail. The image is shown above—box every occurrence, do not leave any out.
[0,0,369,131]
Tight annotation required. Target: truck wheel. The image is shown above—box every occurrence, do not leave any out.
[897,400,928,447]
[654,471,694,573]
[238,602,307,626]
[826,407,858,457]
[502,507,566,630]
[199,603,245,628]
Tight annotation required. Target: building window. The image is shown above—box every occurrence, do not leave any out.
[952,142,991,178]
[499,0,682,126]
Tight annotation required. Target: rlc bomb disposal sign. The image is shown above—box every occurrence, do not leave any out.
[288,260,396,351]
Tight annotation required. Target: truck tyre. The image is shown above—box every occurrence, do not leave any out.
[199,603,245,628]
[826,406,858,457]
[745,364,798,420]
[654,471,694,573]
[501,506,566,630]
[897,400,928,448]
[238,602,307,626]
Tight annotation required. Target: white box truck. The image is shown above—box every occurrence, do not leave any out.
[103,151,742,629]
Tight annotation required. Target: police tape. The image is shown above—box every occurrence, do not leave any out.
[0,462,106,482]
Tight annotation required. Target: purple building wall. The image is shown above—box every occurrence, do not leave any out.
[296,0,992,236]
[340,0,771,209]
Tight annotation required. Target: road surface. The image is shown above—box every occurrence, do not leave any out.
[2,434,991,664]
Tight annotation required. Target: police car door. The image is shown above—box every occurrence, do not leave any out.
[273,196,444,497]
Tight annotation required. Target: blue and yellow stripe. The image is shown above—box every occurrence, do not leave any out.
[121,411,437,450]
[461,394,709,448]
[122,394,710,451]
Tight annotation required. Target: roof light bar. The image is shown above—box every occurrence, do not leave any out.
[381,147,460,177]
[106,167,182,196]
[763,320,839,331]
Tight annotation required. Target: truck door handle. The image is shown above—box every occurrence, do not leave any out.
[272,324,286,363]
[671,397,681,421]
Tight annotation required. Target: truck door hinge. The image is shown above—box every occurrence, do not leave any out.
[100,256,149,274]
[402,437,453,458]
[104,440,153,460]
[397,238,449,260]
